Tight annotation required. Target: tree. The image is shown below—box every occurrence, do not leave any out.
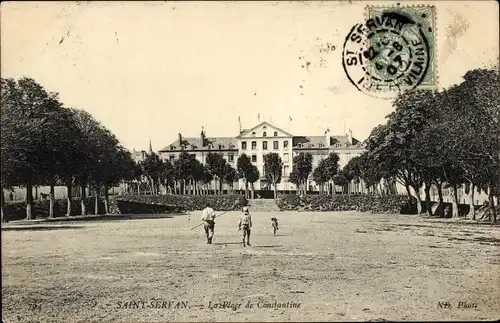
[323,152,340,195]
[1,77,70,219]
[333,170,349,194]
[263,153,283,199]
[206,152,227,194]
[223,164,238,194]
[292,153,313,195]
[142,152,164,195]
[435,68,499,220]
[288,168,300,194]
[237,154,253,198]
[312,159,329,194]
[247,165,260,199]
[173,152,193,195]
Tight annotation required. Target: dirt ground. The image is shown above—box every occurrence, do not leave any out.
[2,211,500,322]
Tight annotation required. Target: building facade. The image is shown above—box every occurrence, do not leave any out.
[158,121,366,192]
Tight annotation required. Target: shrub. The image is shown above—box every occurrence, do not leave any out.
[276,194,413,214]
[110,194,248,213]
[3,197,105,221]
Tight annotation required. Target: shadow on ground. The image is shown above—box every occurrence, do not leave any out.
[2,212,189,227]
[2,225,86,231]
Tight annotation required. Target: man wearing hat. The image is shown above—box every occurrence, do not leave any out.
[238,206,253,247]
[201,202,216,244]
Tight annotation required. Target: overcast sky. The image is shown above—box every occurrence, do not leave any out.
[2,1,498,151]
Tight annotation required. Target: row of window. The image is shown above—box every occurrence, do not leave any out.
[241,140,289,150]
[249,153,289,163]
[251,131,279,137]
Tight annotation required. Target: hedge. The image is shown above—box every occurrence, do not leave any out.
[276,194,415,214]
[3,197,105,222]
[111,194,248,213]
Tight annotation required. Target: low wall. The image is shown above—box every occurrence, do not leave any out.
[276,194,415,214]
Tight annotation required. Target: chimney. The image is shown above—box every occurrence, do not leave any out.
[178,133,183,147]
[200,127,206,147]
[348,129,353,145]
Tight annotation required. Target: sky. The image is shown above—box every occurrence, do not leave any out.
[1,1,498,151]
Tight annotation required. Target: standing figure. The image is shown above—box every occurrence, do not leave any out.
[238,207,252,247]
[201,203,216,244]
[271,217,279,236]
[444,205,451,218]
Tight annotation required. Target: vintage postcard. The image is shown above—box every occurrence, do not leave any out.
[1,1,499,322]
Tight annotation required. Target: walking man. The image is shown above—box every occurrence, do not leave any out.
[201,203,216,244]
[238,206,252,247]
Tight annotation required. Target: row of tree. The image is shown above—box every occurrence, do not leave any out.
[1,77,139,221]
[338,68,499,222]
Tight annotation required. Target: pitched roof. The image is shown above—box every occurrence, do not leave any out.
[236,121,293,138]
[292,135,362,148]
[160,136,237,151]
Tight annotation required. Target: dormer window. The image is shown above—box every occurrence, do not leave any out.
[208,144,212,149]
[298,143,302,148]
[218,144,223,149]
[263,126,267,129]
[274,131,278,137]
[263,132,267,137]
[335,143,341,148]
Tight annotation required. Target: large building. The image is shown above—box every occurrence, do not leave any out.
[158,121,366,192]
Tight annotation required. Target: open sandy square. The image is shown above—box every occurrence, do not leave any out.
[2,211,499,322]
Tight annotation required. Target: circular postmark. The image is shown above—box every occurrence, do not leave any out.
[342,9,433,99]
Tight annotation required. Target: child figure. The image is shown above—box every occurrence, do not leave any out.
[271,217,279,236]
[238,207,252,247]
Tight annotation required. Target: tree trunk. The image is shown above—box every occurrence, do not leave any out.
[66,180,72,216]
[411,185,422,214]
[405,183,412,200]
[26,182,33,220]
[465,183,476,220]
[433,182,444,216]
[424,182,432,216]
[1,187,6,223]
[81,183,87,216]
[49,184,55,218]
[488,182,496,223]
[251,183,255,199]
[451,184,459,218]
[94,188,99,215]
[273,183,277,199]
[104,184,109,214]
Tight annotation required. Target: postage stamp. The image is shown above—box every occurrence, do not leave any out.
[342,5,437,98]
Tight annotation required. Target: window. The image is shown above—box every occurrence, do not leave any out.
[228,154,234,162]
[169,155,175,160]
[218,144,223,149]
[284,153,289,162]
[242,141,247,150]
[251,155,257,163]
[263,141,268,150]
[284,141,289,148]
[273,141,279,150]
[251,141,257,150]
[252,132,256,136]
[263,132,267,137]
[274,131,278,137]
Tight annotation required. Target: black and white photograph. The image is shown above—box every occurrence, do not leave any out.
[1,1,499,322]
